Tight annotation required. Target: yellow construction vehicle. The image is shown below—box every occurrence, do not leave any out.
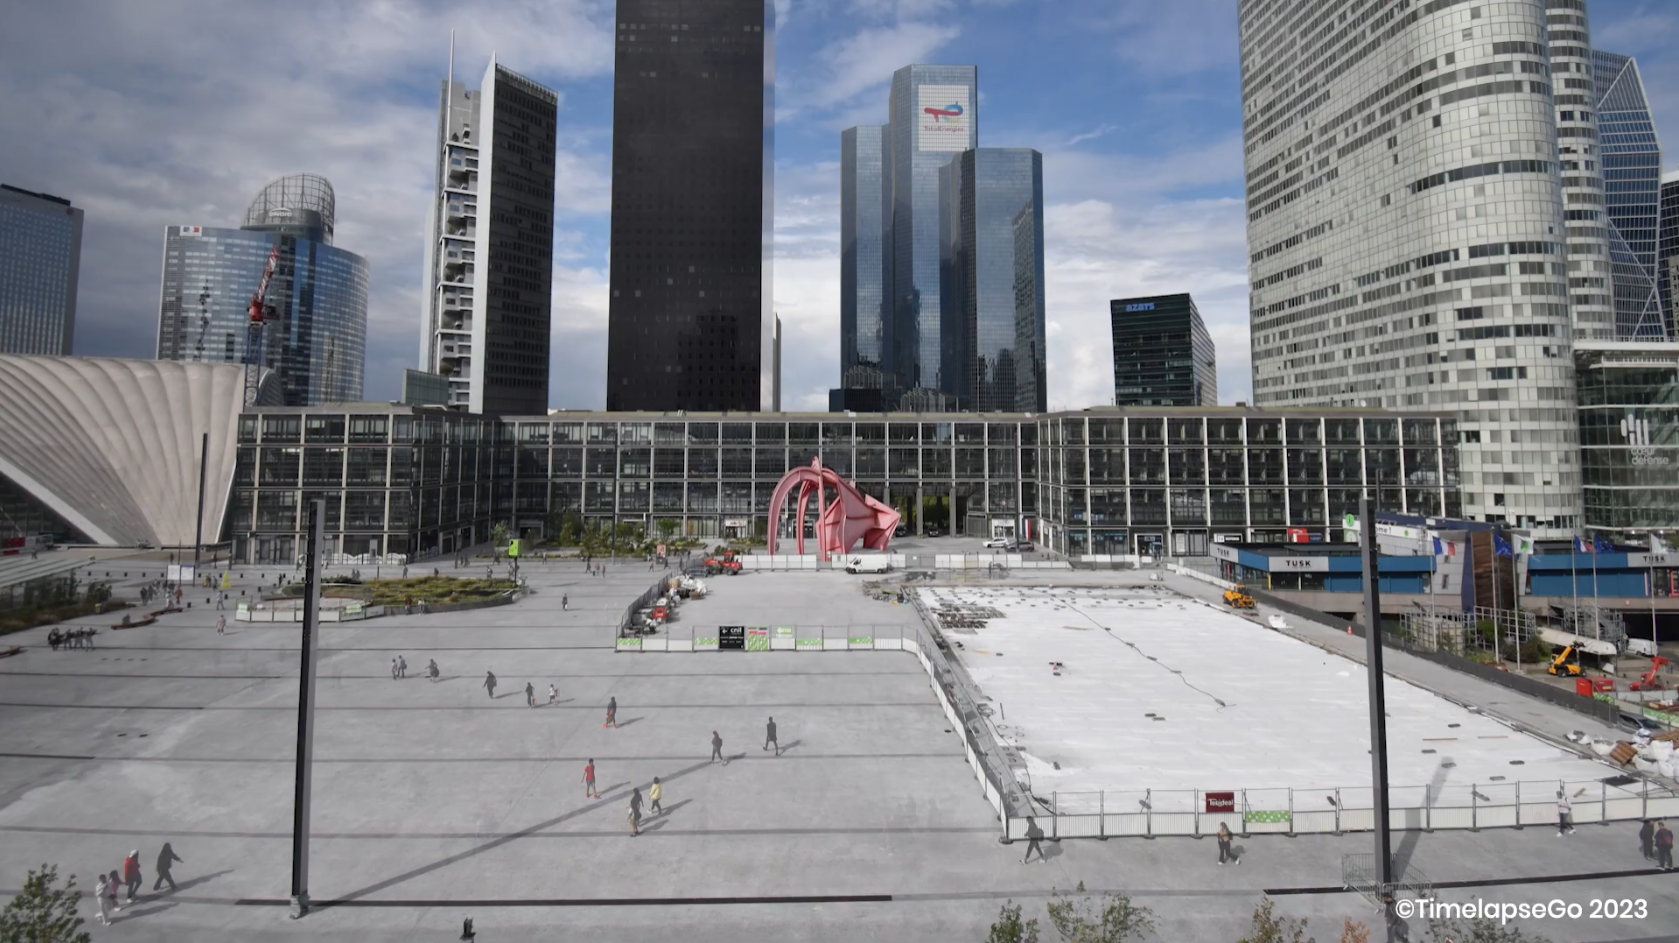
[1223,585,1256,609]
[1547,643,1583,677]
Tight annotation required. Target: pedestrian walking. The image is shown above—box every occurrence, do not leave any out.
[1217,822,1240,865]
[123,849,143,901]
[764,716,779,755]
[562,593,569,611]
[216,592,225,610]
[1021,817,1045,864]
[94,873,113,925]
[526,681,536,708]
[173,587,182,608]
[1658,821,1675,871]
[484,670,497,699]
[602,564,608,578]
[104,869,122,914]
[548,683,558,705]
[710,730,725,764]
[391,658,400,680]
[1641,819,1656,861]
[428,659,440,681]
[153,842,183,891]
[583,759,599,799]
[398,655,407,679]
[402,565,409,579]
[629,787,643,836]
[1556,791,1576,836]
[215,613,226,634]
[649,776,663,816]
[604,696,617,728]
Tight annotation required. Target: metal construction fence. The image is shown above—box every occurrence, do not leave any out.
[732,553,1072,572]
[1003,778,1679,841]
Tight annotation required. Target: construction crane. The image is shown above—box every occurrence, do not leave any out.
[244,243,280,406]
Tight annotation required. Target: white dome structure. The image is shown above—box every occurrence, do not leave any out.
[0,356,274,547]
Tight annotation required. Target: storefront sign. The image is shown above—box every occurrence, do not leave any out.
[1627,553,1677,568]
[1272,556,1329,572]
[1210,544,1240,563]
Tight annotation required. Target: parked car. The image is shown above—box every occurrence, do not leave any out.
[982,537,1012,549]
[925,526,943,537]
[1009,541,1034,552]
[894,523,909,538]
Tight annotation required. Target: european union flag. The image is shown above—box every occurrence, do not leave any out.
[1494,534,1513,556]
[1594,536,1614,554]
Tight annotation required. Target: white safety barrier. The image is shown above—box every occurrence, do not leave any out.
[1001,781,1679,840]
[234,603,386,623]
[1168,563,1236,590]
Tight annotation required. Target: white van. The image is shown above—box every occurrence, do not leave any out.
[845,553,891,574]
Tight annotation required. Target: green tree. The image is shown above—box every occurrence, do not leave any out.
[986,900,1040,943]
[0,863,91,943]
[656,518,678,540]
[1046,882,1156,943]
[1239,896,1313,943]
[490,521,510,552]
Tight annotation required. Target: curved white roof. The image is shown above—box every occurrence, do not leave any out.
[0,356,258,547]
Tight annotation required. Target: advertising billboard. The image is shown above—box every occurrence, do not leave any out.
[917,85,970,152]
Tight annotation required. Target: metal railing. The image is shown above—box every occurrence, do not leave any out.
[1000,778,1679,840]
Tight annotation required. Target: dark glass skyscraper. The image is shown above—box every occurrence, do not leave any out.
[889,64,977,399]
[607,0,774,412]
[840,125,890,397]
[0,184,81,356]
[1110,294,1215,407]
[944,148,1045,412]
[157,175,368,406]
[1592,50,1665,339]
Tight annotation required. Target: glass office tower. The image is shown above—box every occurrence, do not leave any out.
[943,148,1045,412]
[1241,0,1581,536]
[888,64,977,399]
[1591,50,1665,339]
[1110,294,1216,406]
[157,175,368,406]
[607,0,774,412]
[1658,173,1679,338]
[840,125,892,400]
[0,184,82,356]
[418,58,559,414]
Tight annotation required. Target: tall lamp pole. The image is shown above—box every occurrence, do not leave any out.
[1360,495,1394,936]
[289,500,325,918]
[194,432,208,573]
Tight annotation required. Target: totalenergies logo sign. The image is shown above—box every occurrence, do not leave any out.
[1620,411,1670,467]
[917,85,971,152]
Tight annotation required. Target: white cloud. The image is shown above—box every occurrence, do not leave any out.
[783,21,960,114]
[1066,123,1118,147]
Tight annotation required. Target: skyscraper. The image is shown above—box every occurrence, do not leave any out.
[888,64,977,400]
[1549,2,1616,343]
[419,56,558,415]
[607,0,774,412]
[944,148,1046,412]
[840,124,891,399]
[1240,0,1580,534]
[0,184,82,356]
[1591,49,1665,339]
[156,174,368,405]
[1110,294,1215,407]
[1662,171,1679,336]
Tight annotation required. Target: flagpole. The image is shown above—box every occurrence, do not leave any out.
[1492,532,1501,665]
[1571,536,1579,636]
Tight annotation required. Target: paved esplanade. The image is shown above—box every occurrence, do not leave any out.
[0,558,1674,942]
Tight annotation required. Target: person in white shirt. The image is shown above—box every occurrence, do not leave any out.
[1556,791,1576,836]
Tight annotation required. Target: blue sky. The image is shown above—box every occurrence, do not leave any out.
[2,0,1675,411]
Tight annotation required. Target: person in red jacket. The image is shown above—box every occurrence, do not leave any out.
[582,759,599,799]
[122,850,143,901]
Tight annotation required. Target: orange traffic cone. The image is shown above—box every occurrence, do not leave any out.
[1347,624,1353,636]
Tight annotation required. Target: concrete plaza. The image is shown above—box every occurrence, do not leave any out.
[1,555,1676,942]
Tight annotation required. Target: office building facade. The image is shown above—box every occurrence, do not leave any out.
[0,184,82,356]
[419,58,558,415]
[1110,294,1216,406]
[1660,172,1679,337]
[156,175,368,406]
[225,405,1457,564]
[1240,0,1581,537]
[1590,50,1665,339]
[1574,340,1679,535]
[839,124,892,399]
[889,64,978,400]
[1549,2,1616,344]
[607,0,774,412]
[943,148,1046,412]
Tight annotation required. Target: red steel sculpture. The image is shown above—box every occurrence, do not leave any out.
[766,458,901,561]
